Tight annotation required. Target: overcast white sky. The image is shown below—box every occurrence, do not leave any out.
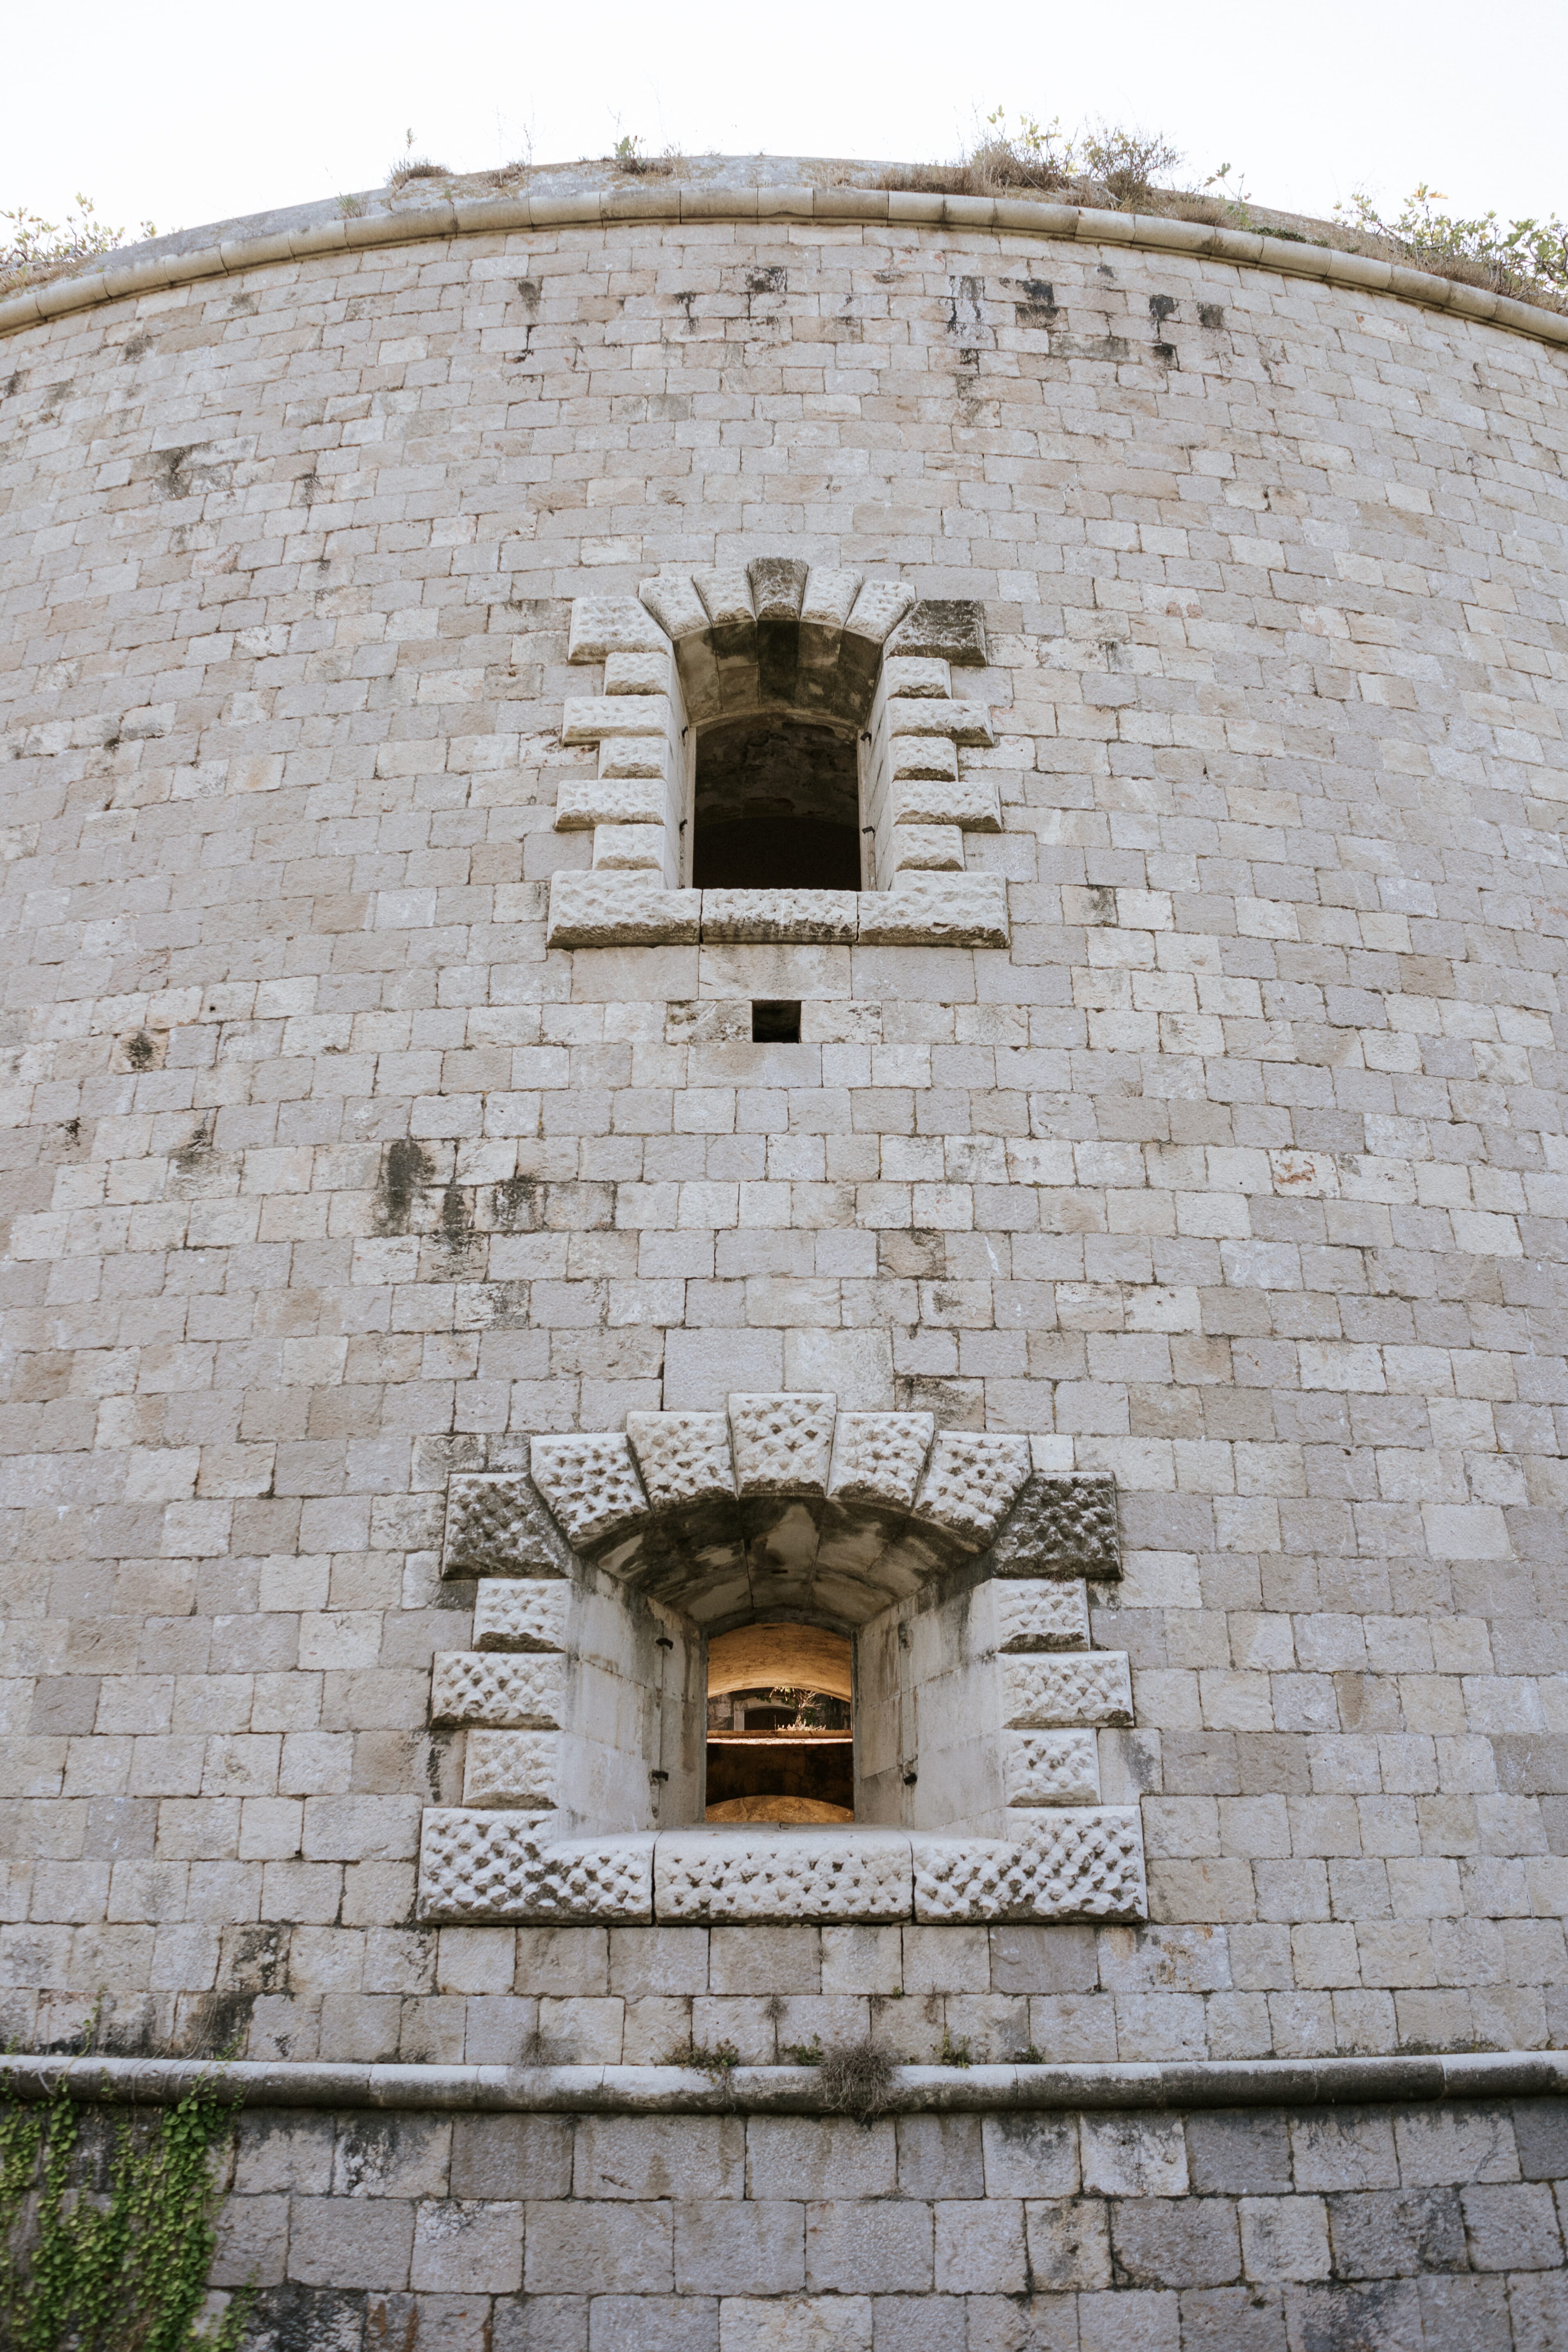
[6,0,1562,245]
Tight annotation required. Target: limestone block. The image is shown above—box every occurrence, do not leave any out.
[827,1412,935,1510]
[472,1579,570,1653]
[889,825,964,871]
[693,568,756,630]
[729,1393,838,1497]
[999,1730,1101,1808]
[603,649,672,695]
[464,1730,560,1808]
[887,599,989,666]
[748,555,809,622]
[799,567,863,633]
[554,774,666,830]
[991,1580,1090,1651]
[592,823,666,873]
[567,597,667,662]
[699,890,859,944]
[856,877,1009,949]
[846,580,919,646]
[598,735,672,780]
[885,697,997,746]
[888,732,959,782]
[654,1828,912,1922]
[987,1474,1121,1579]
[626,1412,736,1510]
[530,1433,649,1550]
[417,1810,654,1923]
[546,873,700,947]
[882,656,951,699]
[914,1431,1033,1549]
[888,772,1002,830]
[998,1653,1134,1729]
[913,1809,1146,1923]
[442,1473,573,1579]
[638,576,709,640]
[560,695,670,743]
[431,1651,567,1728]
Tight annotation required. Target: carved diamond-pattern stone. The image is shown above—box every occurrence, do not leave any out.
[987,1474,1121,1579]
[728,1394,837,1497]
[913,1431,1034,1549]
[626,1412,735,1510]
[529,1433,649,1550]
[1000,1729,1101,1808]
[472,1579,570,1653]
[654,1829,912,1922]
[418,1810,654,1923]
[463,1730,560,1809]
[992,1579,1090,1652]
[430,1651,567,1728]
[828,1413,935,1510]
[913,1808,1146,1923]
[999,1652,1133,1729]
[442,1474,573,1579]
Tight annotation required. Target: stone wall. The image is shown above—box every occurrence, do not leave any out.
[2,157,1568,2341]
[209,2088,1568,2348]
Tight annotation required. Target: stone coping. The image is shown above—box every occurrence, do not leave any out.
[3,185,1565,351]
[6,2050,1566,2115]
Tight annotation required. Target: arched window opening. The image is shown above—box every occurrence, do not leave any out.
[704,1622,854,1823]
[692,715,862,891]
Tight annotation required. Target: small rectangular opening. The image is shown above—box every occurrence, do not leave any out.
[752,1000,801,1044]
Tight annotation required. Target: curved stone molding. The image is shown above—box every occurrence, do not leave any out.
[417,1812,1146,1925]
[553,562,1009,948]
[7,182,1564,352]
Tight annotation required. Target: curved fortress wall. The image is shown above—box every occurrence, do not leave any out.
[4,166,1568,2341]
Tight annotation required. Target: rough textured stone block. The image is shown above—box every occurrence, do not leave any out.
[998,1653,1134,1730]
[417,1811,654,1923]
[443,1476,573,1579]
[655,1830,911,1923]
[472,1580,569,1653]
[987,1477,1121,1581]
[430,1653,566,1729]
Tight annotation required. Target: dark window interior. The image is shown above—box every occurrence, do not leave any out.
[752,1001,801,1044]
[692,715,861,891]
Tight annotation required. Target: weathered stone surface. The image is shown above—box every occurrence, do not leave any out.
[443,1474,574,1579]
[699,891,859,944]
[827,1413,934,1509]
[998,1653,1134,1729]
[529,1434,649,1549]
[999,1729,1101,1807]
[855,876,1009,947]
[472,1579,571,1653]
[654,1829,911,1923]
[431,1652,567,1728]
[546,872,700,947]
[560,695,671,742]
[728,1394,837,1497]
[887,598,989,665]
[987,1476,1122,1580]
[990,1580,1090,1651]
[417,1810,654,1923]
[887,771,1001,828]
[884,697,996,746]
[568,596,667,661]
[627,1413,736,1510]
[914,1432,1034,1550]
[463,1729,560,1808]
[913,1808,1147,1922]
[553,774,667,830]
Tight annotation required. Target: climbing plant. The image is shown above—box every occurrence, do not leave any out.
[0,2066,248,2352]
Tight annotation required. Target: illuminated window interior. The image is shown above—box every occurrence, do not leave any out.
[705,1622,854,1823]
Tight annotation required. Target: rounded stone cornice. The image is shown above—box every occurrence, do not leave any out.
[3,181,1564,351]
